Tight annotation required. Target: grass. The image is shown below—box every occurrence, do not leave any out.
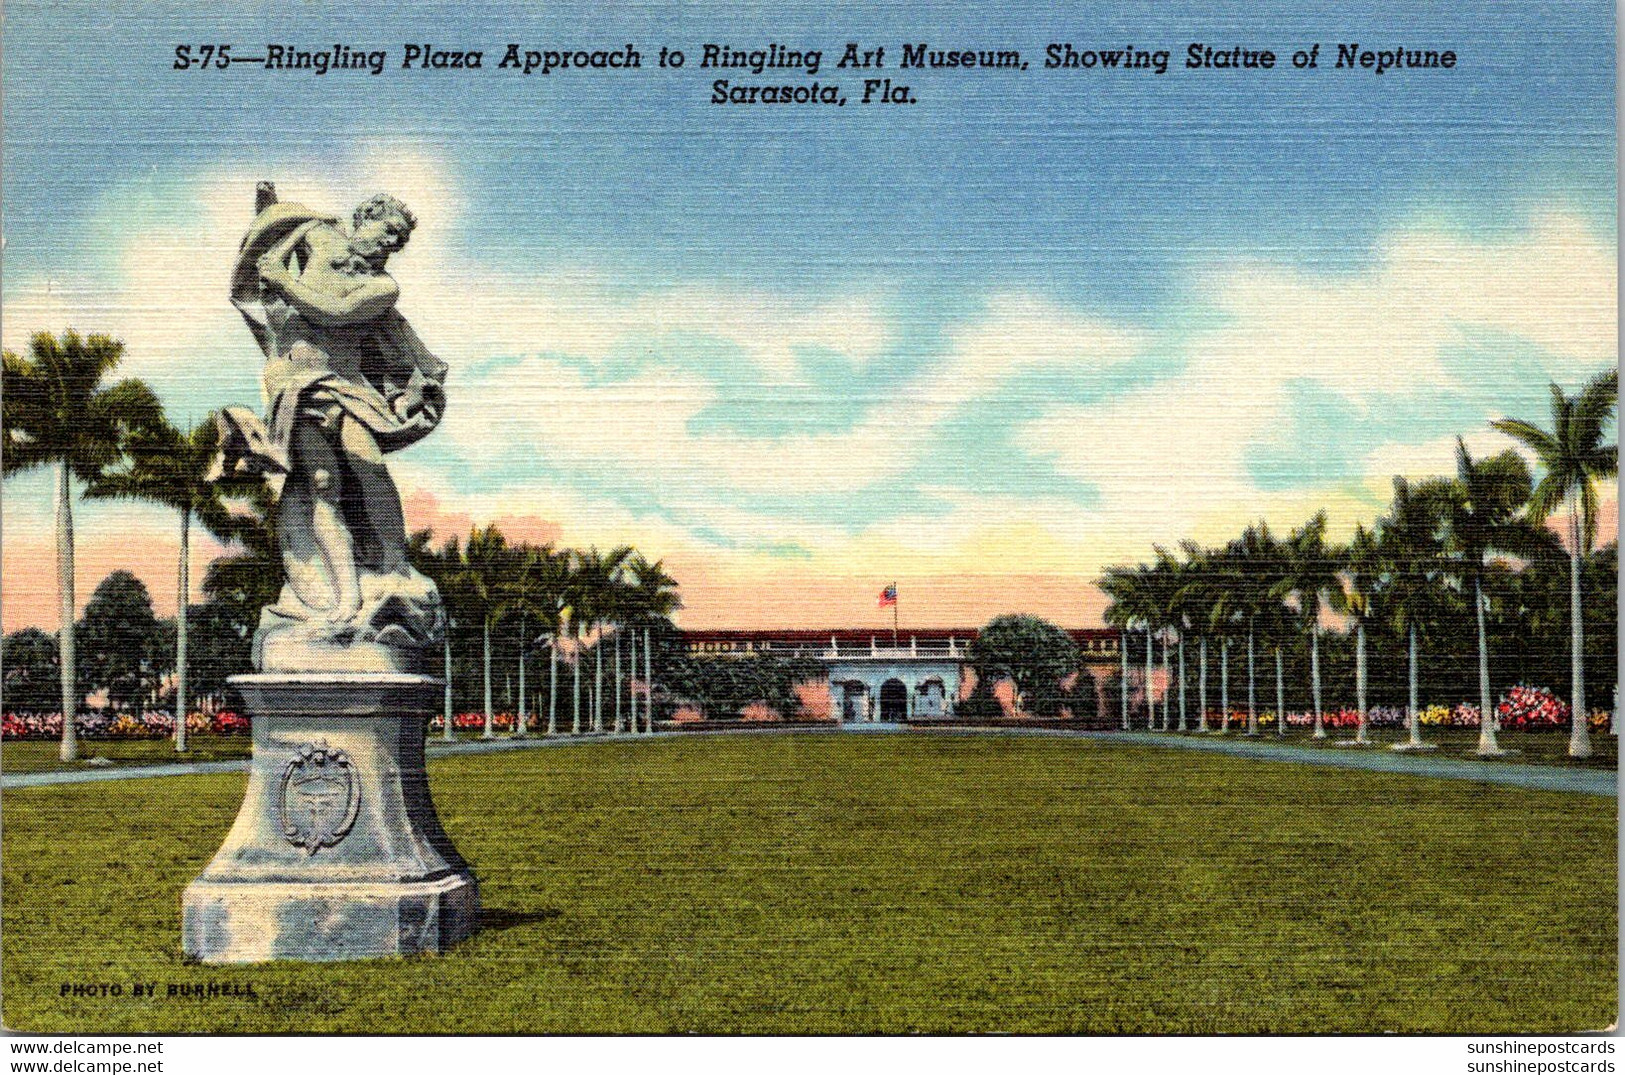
[2,733,1615,1033]
[1,735,252,774]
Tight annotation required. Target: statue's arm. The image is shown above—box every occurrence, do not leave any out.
[257,245,400,326]
[265,271,400,327]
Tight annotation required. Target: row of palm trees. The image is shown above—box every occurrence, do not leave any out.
[2,329,680,760]
[408,527,681,740]
[1100,368,1617,759]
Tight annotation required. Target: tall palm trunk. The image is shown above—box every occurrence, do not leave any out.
[1406,624,1422,747]
[614,628,624,733]
[1474,576,1500,754]
[593,638,604,733]
[1218,639,1230,734]
[1568,504,1592,757]
[175,507,190,753]
[1245,623,1257,735]
[1310,623,1325,739]
[57,462,78,762]
[547,638,559,735]
[1355,620,1370,744]
[1197,636,1209,733]
[482,619,494,739]
[1119,632,1129,730]
[643,625,653,734]
[628,629,638,734]
[515,614,528,737]
[1144,627,1154,730]
[572,632,582,735]
[1160,631,1172,730]
[1177,636,1188,732]
[443,627,455,742]
[1274,647,1285,737]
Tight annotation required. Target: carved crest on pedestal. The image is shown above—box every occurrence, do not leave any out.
[278,741,361,855]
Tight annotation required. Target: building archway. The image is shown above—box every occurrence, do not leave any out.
[879,679,908,723]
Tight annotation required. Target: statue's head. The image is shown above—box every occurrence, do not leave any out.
[349,194,417,266]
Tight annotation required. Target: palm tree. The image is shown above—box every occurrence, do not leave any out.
[455,525,509,739]
[1255,593,1294,738]
[1176,542,1220,733]
[568,546,633,733]
[1169,550,1203,733]
[1375,477,1452,751]
[1104,563,1161,729]
[493,543,568,738]
[1435,439,1552,755]
[1226,522,1280,736]
[2,331,161,760]
[406,529,463,742]
[1152,548,1198,732]
[1100,565,1148,731]
[1492,369,1618,758]
[559,550,586,735]
[1339,524,1382,745]
[532,549,574,737]
[1277,513,1344,739]
[1255,530,1295,738]
[624,553,681,733]
[86,418,237,752]
[1147,550,1185,731]
[1204,543,1249,734]
[601,565,639,734]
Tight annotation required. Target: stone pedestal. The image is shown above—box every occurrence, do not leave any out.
[183,673,479,963]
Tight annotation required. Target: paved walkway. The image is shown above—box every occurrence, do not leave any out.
[2,724,1615,797]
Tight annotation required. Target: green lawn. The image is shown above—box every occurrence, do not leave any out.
[2,734,1615,1033]
[1,735,253,774]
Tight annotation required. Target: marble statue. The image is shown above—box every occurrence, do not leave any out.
[186,183,477,963]
[214,185,447,673]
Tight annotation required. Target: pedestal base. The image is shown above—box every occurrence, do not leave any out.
[182,673,479,963]
[183,873,477,963]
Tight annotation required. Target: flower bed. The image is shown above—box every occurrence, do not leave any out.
[2,711,245,740]
[1497,685,1570,730]
[1198,695,1612,733]
[427,711,521,733]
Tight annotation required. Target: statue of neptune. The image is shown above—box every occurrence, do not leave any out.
[214,185,447,672]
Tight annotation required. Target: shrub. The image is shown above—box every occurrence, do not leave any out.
[956,684,1002,722]
[1497,685,1571,730]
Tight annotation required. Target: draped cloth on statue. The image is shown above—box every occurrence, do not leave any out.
[212,202,447,673]
[214,203,448,492]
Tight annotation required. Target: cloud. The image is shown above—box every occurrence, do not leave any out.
[1015,209,1618,550]
[436,289,1146,502]
[1187,210,1614,410]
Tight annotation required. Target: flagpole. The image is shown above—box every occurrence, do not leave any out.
[892,582,898,647]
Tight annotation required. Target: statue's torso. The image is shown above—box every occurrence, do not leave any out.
[273,224,387,385]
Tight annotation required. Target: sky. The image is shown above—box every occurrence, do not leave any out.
[1,0,1617,634]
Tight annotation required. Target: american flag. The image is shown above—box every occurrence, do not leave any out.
[877,584,897,608]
